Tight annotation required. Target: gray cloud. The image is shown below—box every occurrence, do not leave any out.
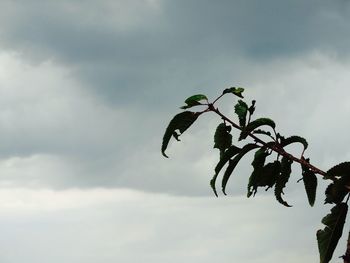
[0,2,350,262]
[1,0,350,107]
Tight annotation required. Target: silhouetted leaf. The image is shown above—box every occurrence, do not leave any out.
[325,162,350,180]
[252,129,272,137]
[214,146,242,175]
[280,135,308,150]
[302,165,317,207]
[324,174,350,204]
[239,118,276,140]
[247,148,269,197]
[260,161,280,187]
[161,111,200,158]
[274,157,293,207]
[180,94,208,109]
[221,143,259,195]
[248,160,280,197]
[214,123,232,158]
[222,87,244,98]
[234,100,248,127]
[248,100,256,116]
[210,145,241,197]
[317,203,348,263]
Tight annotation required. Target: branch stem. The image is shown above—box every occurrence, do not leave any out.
[208,104,326,176]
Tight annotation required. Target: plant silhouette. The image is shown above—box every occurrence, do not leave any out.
[162,87,350,263]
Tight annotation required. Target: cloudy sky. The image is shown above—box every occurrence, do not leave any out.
[1,0,350,262]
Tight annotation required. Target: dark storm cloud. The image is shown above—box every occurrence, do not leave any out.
[1,0,350,106]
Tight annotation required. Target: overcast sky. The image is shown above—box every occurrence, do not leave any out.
[1,1,350,262]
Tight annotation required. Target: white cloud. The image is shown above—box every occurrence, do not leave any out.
[0,187,333,263]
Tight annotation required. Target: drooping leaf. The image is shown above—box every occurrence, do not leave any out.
[210,145,241,197]
[280,135,308,150]
[301,164,317,207]
[214,146,242,175]
[274,157,293,207]
[161,111,200,158]
[234,100,248,127]
[325,162,350,180]
[239,118,276,140]
[222,87,244,98]
[214,123,232,158]
[221,143,259,195]
[324,174,350,204]
[317,203,348,263]
[180,94,208,109]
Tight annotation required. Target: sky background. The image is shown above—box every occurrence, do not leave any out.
[1,0,350,262]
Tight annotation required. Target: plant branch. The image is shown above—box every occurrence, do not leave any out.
[208,104,326,176]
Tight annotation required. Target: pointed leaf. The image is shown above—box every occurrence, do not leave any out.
[280,135,308,150]
[161,111,199,158]
[239,118,276,140]
[274,157,293,207]
[325,162,350,180]
[221,143,259,195]
[234,100,248,127]
[180,94,208,109]
[302,166,317,207]
[214,123,232,158]
[223,87,244,98]
[317,203,348,263]
[210,145,241,196]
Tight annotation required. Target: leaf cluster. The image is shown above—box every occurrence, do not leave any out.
[161,87,350,263]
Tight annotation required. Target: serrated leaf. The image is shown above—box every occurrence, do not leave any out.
[161,111,199,158]
[274,157,293,207]
[280,135,308,150]
[210,145,241,197]
[247,148,269,197]
[222,87,244,98]
[317,203,348,263]
[180,94,208,109]
[234,100,248,127]
[302,166,317,207]
[239,118,276,141]
[221,143,259,195]
[325,162,350,180]
[214,123,232,158]
[324,174,350,204]
[248,160,280,197]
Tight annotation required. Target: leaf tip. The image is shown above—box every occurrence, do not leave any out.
[222,187,227,195]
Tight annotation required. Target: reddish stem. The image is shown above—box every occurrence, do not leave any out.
[208,104,326,176]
